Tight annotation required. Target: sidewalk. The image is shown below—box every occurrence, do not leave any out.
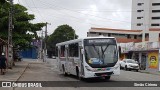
[139,69,160,76]
[0,59,43,81]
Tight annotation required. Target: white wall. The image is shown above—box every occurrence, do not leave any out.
[149,31,159,42]
[131,0,160,42]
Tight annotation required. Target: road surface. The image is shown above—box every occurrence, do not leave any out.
[11,58,160,90]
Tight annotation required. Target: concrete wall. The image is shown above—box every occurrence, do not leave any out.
[149,31,159,42]
[132,0,160,31]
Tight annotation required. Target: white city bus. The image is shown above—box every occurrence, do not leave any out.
[56,37,120,80]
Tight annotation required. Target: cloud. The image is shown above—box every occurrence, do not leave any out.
[14,0,132,38]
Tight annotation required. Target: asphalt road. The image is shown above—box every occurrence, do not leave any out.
[13,58,160,90]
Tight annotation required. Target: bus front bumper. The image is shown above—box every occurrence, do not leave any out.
[83,71,114,78]
[83,67,120,78]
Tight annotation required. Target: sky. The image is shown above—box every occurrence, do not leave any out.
[14,0,132,38]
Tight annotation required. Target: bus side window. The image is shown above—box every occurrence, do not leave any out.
[60,45,65,57]
[69,43,79,57]
[55,47,58,57]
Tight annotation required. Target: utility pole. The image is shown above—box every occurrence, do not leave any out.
[41,30,44,62]
[8,0,14,69]
[74,31,76,39]
[44,22,50,62]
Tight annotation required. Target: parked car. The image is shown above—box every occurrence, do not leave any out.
[120,59,139,72]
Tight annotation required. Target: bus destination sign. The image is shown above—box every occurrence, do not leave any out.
[84,38,116,45]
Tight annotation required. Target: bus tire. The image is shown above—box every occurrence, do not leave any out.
[62,65,67,76]
[76,67,81,80]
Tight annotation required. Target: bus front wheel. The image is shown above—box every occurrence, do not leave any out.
[76,67,82,80]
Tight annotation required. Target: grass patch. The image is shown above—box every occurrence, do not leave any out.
[139,70,160,75]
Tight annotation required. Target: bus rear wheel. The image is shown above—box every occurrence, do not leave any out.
[62,65,67,76]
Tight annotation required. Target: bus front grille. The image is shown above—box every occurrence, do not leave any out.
[95,72,113,76]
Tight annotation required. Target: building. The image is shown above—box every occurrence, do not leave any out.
[19,39,41,59]
[88,27,147,43]
[0,38,8,61]
[87,27,160,71]
[131,0,160,42]
[87,0,160,72]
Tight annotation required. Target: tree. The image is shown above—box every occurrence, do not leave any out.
[0,2,45,50]
[47,24,78,57]
[0,0,5,4]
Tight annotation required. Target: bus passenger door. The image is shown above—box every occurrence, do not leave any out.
[65,47,69,73]
[79,47,84,77]
[57,47,61,71]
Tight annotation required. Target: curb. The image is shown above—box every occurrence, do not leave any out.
[12,62,30,90]
[14,61,44,81]
[16,63,30,82]
[139,70,160,76]
[12,61,44,90]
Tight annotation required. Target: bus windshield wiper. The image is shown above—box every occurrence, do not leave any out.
[92,44,101,60]
[100,45,108,63]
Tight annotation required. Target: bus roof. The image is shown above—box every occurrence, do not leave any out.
[56,37,116,46]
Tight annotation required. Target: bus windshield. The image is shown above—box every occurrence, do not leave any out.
[84,39,118,68]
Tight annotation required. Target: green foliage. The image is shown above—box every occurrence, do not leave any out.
[0,0,5,4]
[47,24,78,56]
[0,2,10,38]
[0,2,45,50]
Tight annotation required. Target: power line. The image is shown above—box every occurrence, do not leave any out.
[18,6,137,12]
[38,0,133,24]
[20,0,152,27]
[18,0,42,22]
[17,2,105,26]
[31,1,110,27]
[19,0,110,27]
[19,1,102,30]
[30,0,46,22]
[19,0,132,25]
[38,0,155,27]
